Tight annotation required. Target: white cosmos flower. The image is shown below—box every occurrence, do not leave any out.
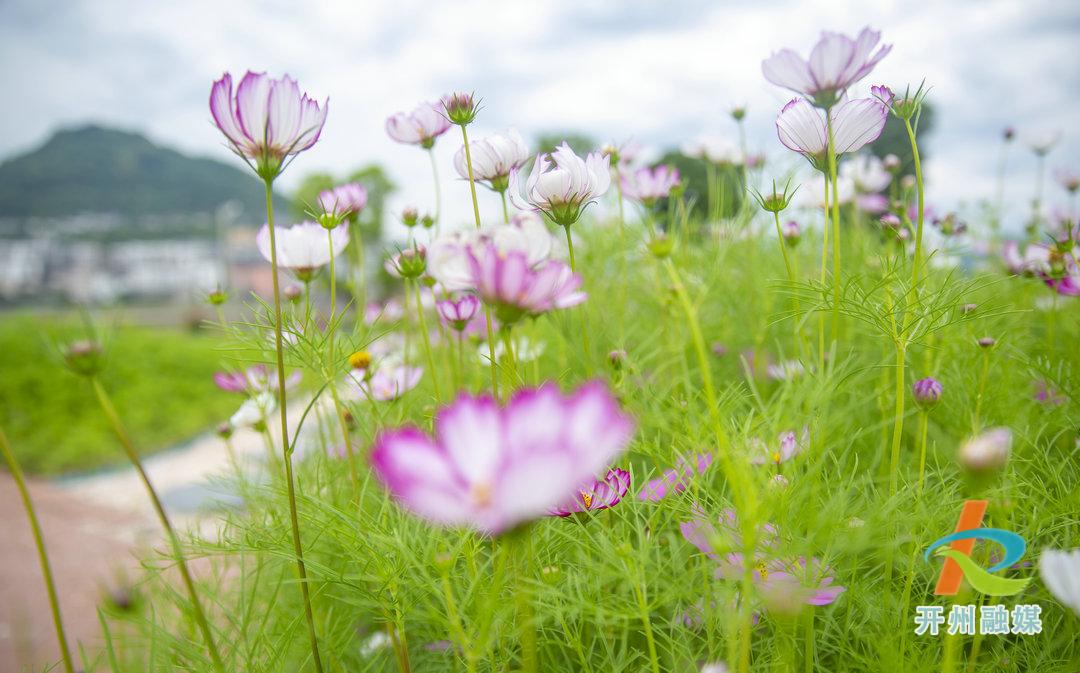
[230,391,277,428]
[1040,549,1080,616]
[256,221,349,272]
[454,129,530,190]
[478,336,546,364]
[509,142,610,226]
[841,154,891,193]
[776,98,888,169]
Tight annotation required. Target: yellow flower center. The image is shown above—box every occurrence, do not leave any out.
[581,491,594,509]
[757,561,769,582]
[772,452,782,464]
[471,483,492,507]
[348,350,372,370]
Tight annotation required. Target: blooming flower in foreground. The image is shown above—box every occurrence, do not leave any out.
[453,129,530,192]
[256,221,349,279]
[776,98,888,169]
[1039,549,1080,616]
[317,182,368,221]
[214,365,301,394]
[749,428,808,466]
[621,165,681,206]
[370,382,635,534]
[762,27,891,107]
[347,365,423,402]
[467,243,585,323]
[549,467,631,517]
[210,71,328,180]
[638,453,713,501]
[509,142,611,226]
[436,294,481,331]
[386,101,451,148]
[958,427,1012,473]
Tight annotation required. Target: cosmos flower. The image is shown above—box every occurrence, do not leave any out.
[318,183,368,219]
[549,468,631,517]
[229,391,277,429]
[256,221,349,277]
[453,129,530,191]
[346,365,423,402]
[437,294,481,331]
[478,336,543,363]
[1027,130,1062,156]
[427,218,556,292]
[369,382,635,534]
[509,142,611,226]
[1034,380,1067,406]
[958,427,1012,473]
[842,154,892,193]
[749,428,809,466]
[467,242,586,323]
[621,165,681,206]
[1039,549,1080,616]
[210,71,328,180]
[214,365,302,394]
[385,101,452,148]
[776,98,888,169]
[1056,168,1080,194]
[762,27,891,106]
[638,453,713,501]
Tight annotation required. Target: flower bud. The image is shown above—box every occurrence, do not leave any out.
[880,213,902,228]
[959,427,1012,473]
[216,422,234,440]
[63,340,104,377]
[977,336,996,349]
[443,91,479,126]
[961,303,978,314]
[912,377,943,410]
[882,154,901,171]
[206,287,228,306]
[387,246,427,279]
[1003,127,1015,142]
[781,220,801,245]
[348,350,373,371]
[647,234,673,259]
[900,175,916,190]
[711,342,727,357]
[607,349,627,370]
[402,207,420,228]
[283,284,303,304]
[420,213,436,229]
[730,105,747,122]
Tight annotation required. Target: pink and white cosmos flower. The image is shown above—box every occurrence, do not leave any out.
[370,382,635,535]
[454,129,530,191]
[621,165,681,206]
[776,97,888,170]
[762,28,891,107]
[256,221,349,277]
[210,72,328,180]
[347,365,423,402]
[467,242,586,323]
[317,183,368,219]
[549,468,631,517]
[509,143,611,226]
[385,101,452,149]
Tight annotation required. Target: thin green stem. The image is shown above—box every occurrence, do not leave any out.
[804,610,815,673]
[0,426,75,673]
[89,378,225,673]
[499,189,510,224]
[887,344,907,498]
[973,349,991,432]
[563,224,577,272]
[773,211,794,280]
[819,176,830,371]
[916,411,930,497]
[440,570,476,673]
[905,118,926,289]
[263,179,324,673]
[325,229,358,488]
[826,115,842,346]
[429,147,442,231]
[412,279,442,402]
[633,573,661,673]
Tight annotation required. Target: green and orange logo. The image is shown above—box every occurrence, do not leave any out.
[924,500,1031,596]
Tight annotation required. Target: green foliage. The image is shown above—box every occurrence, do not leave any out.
[655,150,747,221]
[870,102,936,178]
[535,132,598,157]
[0,315,236,474]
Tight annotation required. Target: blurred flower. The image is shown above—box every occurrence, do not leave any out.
[638,453,713,501]
[359,631,392,657]
[842,154,891,193]
[437,294,481,331]
[214,365,301,394]
[467,243,585,324]
[762,27,891,106]
[210,71,328,180]
[318,182,368,221]
[347,365,423,402]
[621,165,681,206]
[348,350,373,371]
[230,391,276,429]
[977,337,996,349]
[781,221,801,244]
[62,340,104,377]
[1039,549,1080,616]
[216,422,233,440]
[256,221,349,278]
[385,246,427,279]
[206,287,228,306]
[370,382,634,534]
[701,663,729,673]
[549,467,631,517]
[1034,380,1066,406]
[386,101,451,148]
[776,98,888,168]
[607,349,627,370]
[912,377,943,410]
[749,428,808,466]
[767,359,806,381]
[283,284,303,303]
[958,427,1012,473]
[509,143,611,226]
[1003,127,1016,142]
[1027,130,1062,156]
[478,335,544,363]
[364,298,405,325]
[1056,168,1080,194]
[882,153,901,171]
[453,129,529,191]
[487,212,555,266]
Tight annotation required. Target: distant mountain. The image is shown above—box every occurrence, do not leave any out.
[0,125,290,225]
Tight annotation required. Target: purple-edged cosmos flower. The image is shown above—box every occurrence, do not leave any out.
[467,242,585,324]
[638,453,713,501]
[347,365,423,402]
[749,428,809,466]
[318,182,368,219]
[369,382,635,535]
[214,365,301,394]
[385,101,451,149]
[509,142,611,226]
[762,27,891,107]
[549,467,631,517]
[776,98,888,169]
[453,129,530,191]
[256,221,349,278]
[210,72,328,180]
[621,165,681,206]
[437,294,481,332]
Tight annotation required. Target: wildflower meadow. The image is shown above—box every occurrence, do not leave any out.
[3,20,1080,673]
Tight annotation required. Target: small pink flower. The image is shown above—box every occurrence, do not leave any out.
[453,129,530,190]
[749,428,809,466]
[256,221,349,274]
[762,27,891,105]
[509,142,611,226]
[214,365,301,394]
[318,183,368,219]
[549,468,631,517]
[347,365,423,402]
[386,101,451,148]
[437,294,481,332]
[776,98,888,168]
[638,453,713,501]
[467,243,586,324]
[370,382,635,534]
[621,165,681,205]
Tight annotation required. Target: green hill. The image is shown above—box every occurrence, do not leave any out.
[0,125,289,227]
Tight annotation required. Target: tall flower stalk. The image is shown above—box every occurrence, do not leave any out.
[0,426,75,673]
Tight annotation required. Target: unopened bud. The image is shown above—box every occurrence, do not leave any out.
[607,349,627,370]
[402,207,420,228]
[443,91,479,126]
[959,427,1011,473]
[647,234,673,259]
[283,284,303,303]
[63,340,104,377]
[206,287,228,306]
[912,377,943,410]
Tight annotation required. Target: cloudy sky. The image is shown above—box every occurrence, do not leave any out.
[1,0,1078,230]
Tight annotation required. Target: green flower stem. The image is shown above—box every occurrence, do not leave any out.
[326,230,358,490]
[887,343,907,498]
[804,610,815,673]
[563,224,577,272]
[350,218,367,314]
[412,279,442,402]
[632,570,661,673]
[440,569,476,673]
[818,176,831,371]
[508,531,538,673]
[500,327,518,392]
[0,426,75,673]
[826,114,842,346]
[458,123,500,398]
[773,211,794,280]
[904,118,926,290]
[89,378,225,673]
[428,147,442,232]
[499,189,510,224]
[262,179,324,673]
[916,411,930,497]
[972,348,991,433]
[563,223,591,360]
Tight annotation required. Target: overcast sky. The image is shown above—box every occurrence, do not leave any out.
[1,0,1077,231]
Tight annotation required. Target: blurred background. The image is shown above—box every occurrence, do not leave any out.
[0,0,1077,668]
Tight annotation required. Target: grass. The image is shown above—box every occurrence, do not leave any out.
[0,314,237,474]
[71,192,1080,673]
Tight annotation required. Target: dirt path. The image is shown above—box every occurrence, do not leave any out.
[0,404,307,673]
